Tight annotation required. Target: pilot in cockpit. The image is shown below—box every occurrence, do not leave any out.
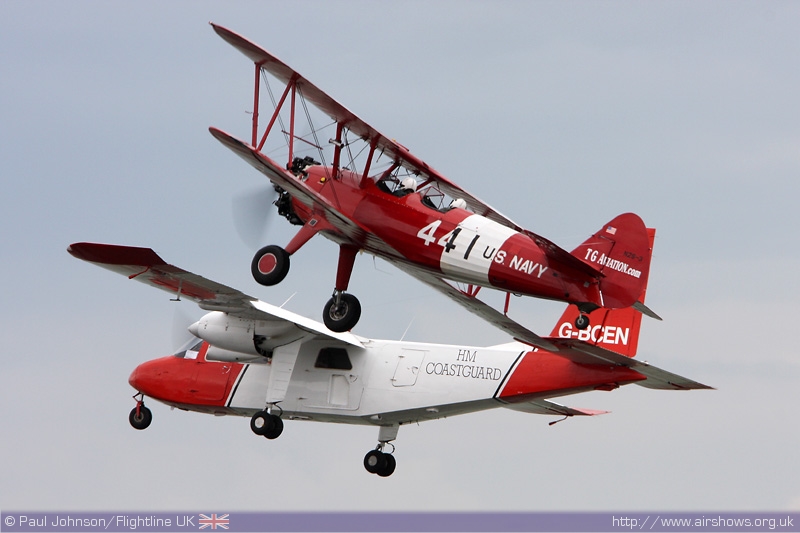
[449,198,467,210]
[395,177,417,197]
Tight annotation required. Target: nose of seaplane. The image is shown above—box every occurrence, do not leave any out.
[128,357,171,400]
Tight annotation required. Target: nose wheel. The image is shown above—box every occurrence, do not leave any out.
[129,393,152,430]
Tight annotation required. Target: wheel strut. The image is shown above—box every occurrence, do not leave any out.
[129,393,152,430]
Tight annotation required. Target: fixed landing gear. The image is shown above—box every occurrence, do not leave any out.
[364,446,396,477]
[364,425,399,477]
[251,245,290,286]
[250,235,362,332]
[129,393,152,430]
[323,292,361,332]
[250,409,284,440]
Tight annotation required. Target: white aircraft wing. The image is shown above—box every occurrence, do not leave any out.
[67,242,362,348]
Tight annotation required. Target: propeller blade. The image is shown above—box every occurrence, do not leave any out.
[232,186,277,250]
[172,304,198,353]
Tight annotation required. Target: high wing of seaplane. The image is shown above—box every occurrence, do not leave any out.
[208,23,660,347]
[68,238,710,477]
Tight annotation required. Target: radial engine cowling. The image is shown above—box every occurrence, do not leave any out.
[188,311,288,358]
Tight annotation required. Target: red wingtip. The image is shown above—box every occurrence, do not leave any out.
[67,242,166,267]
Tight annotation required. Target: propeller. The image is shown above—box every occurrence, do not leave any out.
[172,303,199,354]
[232,186,278,250]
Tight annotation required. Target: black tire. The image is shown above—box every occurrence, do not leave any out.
[377,454,396,477]
[251,245,290,286]
[363,450,387,474]
[263,415,284,440]
[323,293,361,332]
[575,314,590,330]
[250,410,273,436]
[129,405,152,430]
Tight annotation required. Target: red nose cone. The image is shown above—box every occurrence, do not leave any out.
[128,358,169,398]
[128,366,140,390]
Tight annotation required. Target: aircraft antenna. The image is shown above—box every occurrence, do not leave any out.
[399,317,415,341]
[279,292,297,308]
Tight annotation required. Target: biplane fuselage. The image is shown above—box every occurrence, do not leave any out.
[286,164,598,307]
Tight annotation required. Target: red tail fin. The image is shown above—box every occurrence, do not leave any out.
[571,213,651,309]
[552,227,655,357]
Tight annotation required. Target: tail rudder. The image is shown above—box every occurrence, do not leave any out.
[571,213,652,309]
[552,227,656,358]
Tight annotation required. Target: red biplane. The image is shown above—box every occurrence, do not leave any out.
[210,24,660,348]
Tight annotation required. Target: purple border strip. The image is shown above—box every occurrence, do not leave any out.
[1,512,798,532]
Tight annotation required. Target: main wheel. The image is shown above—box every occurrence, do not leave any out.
[263,415,284,440]
[575,314,590,330]
[129,405,152,430]
[377,454,396,477]
[363,450,387,474]
[251,245,290,286]
[323,293,361,332]
[250,410,274,436]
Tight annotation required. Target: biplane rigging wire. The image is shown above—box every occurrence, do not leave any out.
[261,71,290,150]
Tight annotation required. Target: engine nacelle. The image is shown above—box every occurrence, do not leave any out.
[189,312,266,358]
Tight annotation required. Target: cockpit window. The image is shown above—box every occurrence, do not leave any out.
[314,347,352,370]
[420,185,466,212]
[174,338,204,359]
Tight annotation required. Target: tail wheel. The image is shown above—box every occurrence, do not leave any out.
[575,314,590,330]
[323,293,361,332]
[129,405,152,430]
[251,245,290,286]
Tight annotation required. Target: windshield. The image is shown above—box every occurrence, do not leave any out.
[174,337,204,359]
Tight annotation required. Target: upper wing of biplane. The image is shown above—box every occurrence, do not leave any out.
[210,22,523,232]
[67,242,363,348]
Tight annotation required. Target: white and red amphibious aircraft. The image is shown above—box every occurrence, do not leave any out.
[68,239,710,477]
[207,23,661,345]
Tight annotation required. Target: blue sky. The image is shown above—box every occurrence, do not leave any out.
[1,1,798,511]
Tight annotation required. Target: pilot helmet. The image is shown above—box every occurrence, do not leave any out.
[400,177,417,192]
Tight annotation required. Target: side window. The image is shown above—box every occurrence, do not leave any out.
[314,347,352,370]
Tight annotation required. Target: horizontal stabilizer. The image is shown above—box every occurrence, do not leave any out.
[547,337,713,390]
[633,301,662,321]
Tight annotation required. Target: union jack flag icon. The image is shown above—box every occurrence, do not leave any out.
[198,514,229,530]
